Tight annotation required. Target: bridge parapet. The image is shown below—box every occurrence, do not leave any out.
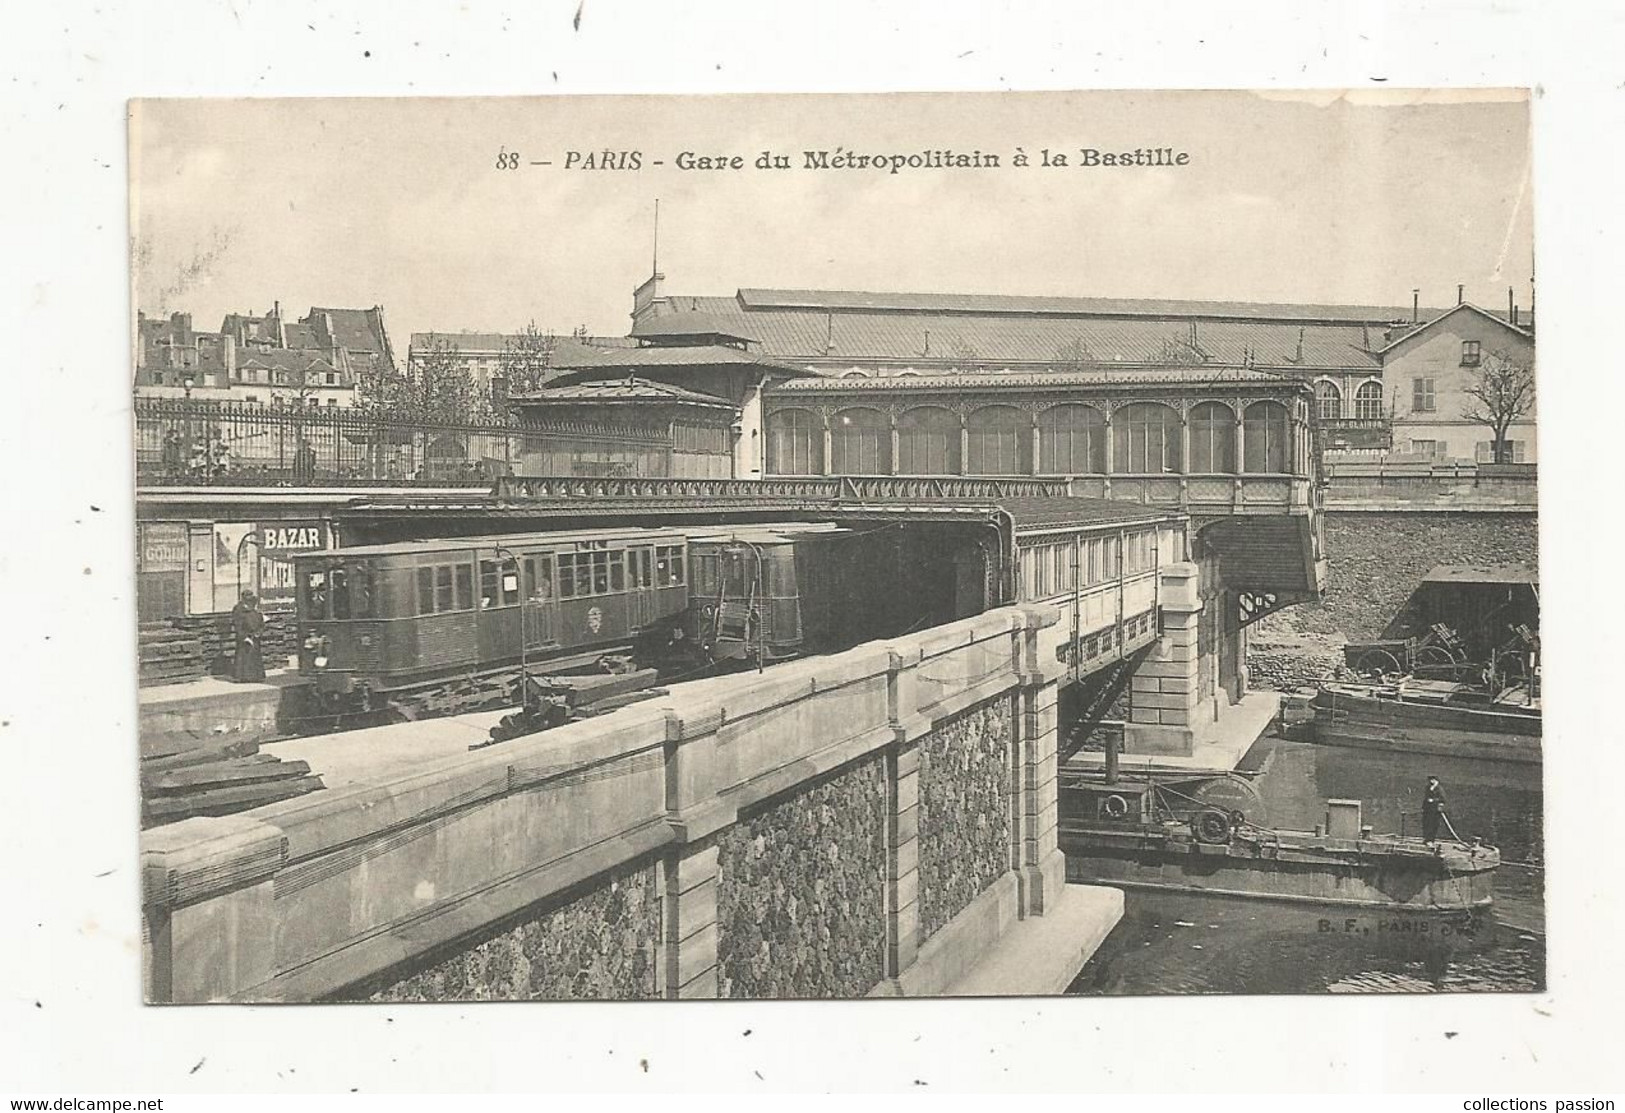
[142,605,1083,1003]
[493,474,1077,503]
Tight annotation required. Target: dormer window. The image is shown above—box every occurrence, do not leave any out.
[1461,340,1481,367]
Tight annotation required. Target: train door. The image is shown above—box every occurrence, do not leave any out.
[625,546,659,631]
[521,553,559,649]
[476,555,523,663]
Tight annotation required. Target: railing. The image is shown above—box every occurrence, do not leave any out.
[134,398,527,487]
[135,398,519,485]
[495,472,1313,515]
[494,474,1076,503]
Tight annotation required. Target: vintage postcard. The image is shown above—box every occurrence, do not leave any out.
[130,89,1540,1004]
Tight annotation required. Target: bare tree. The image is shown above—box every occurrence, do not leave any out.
[351,352,411,418]
[1461,349,1536,464]
[500,320,558,397]
[402,335,478,424]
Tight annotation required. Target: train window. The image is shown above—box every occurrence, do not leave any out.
[349,565,373,617]
[455,564,474,610]
[331,566,350,619]
[435,565,454,612]
[574,555,594,597]
[303,568,329,618]
[591,551,611,595]
[609,552,625,592]
[656,545,686,586]
[557,554,576,599]
[417,567,434,615]
[479,559,499,608]
[532,556,553,601]
[639,549,653,589]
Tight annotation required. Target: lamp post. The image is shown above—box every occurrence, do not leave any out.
[182,375,197,480]
[236,529,262,607]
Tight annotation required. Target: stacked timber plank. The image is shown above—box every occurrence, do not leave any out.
[140,737,324,828]
[170,606,298,675]
[138,623,207,686]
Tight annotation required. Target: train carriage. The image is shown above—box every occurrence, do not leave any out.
[295,527,691,711]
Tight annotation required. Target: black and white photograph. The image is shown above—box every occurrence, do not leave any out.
[12,2,1625,1096]
[129,88,1543,1003]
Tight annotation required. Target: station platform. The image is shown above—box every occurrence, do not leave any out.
[138,662,310,758]
[262,708,511,788]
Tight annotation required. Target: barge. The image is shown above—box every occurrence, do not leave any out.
[1059,777,1499,912]
[1310,681,1541,765]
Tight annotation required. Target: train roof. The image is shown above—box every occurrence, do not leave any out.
[310,526,691,560]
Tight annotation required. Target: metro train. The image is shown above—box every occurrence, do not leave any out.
[293,513,1178,720]
[293,523,902,717]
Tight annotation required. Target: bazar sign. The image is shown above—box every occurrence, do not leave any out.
[260,523,326,552]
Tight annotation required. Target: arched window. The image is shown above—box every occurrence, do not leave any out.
[965,405,1028,475]
[1038,404,1106,474]
[897,406,960,474]
[1354,381,1384,421]
[767,408,822,475]
[1243,401,1291,474]
[1315,381,1342,421]
[830,407,890,474]
[1188,401,1236,473]
[1111,402,1182,474]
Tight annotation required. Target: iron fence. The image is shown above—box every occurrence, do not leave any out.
[135,398,523,486]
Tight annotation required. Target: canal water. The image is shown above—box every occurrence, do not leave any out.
[1066,732,1546,995]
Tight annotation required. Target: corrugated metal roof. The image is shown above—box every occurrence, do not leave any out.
[738,288,1439,324]
[642,300,1381,371]
[630,313,759,344]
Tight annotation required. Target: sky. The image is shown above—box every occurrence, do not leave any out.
[130,89,1535,345]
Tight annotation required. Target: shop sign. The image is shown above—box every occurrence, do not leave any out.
[139,523,188,574]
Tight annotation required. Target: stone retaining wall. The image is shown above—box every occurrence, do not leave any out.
[715,756,889,999]
[141,605,1069,1002]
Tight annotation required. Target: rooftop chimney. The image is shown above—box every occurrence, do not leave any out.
[1412,290,1420,324]
[1509,286,1516,325]
[1457,284,1465,306]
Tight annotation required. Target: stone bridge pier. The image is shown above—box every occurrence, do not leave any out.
[1118,553,1284,765]
[142,606,1122,1003]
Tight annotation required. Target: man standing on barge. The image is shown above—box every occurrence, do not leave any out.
[1422,776,1448,844]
